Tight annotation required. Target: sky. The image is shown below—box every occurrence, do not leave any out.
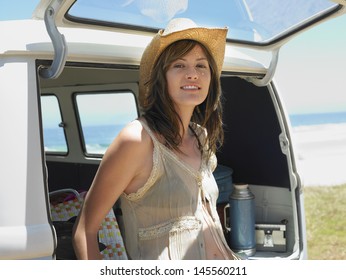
[276,13,346,115]
[1,0,346,115]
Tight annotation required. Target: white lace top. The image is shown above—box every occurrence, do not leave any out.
[119,120,239,260]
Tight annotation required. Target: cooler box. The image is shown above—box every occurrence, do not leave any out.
[213,164,233,204]
[213,164,233,237]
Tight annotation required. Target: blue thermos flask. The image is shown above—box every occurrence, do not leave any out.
[228,184,256,257]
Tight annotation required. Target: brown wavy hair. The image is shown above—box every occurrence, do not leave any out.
[141,39,224,159]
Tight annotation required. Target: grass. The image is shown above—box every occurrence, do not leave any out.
[304,183,346,259]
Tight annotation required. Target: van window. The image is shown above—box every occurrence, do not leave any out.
[75,92,138,155]
[41,95,68,154]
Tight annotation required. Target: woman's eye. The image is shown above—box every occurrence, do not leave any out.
[197,64,208,69]
[173,63,184,68]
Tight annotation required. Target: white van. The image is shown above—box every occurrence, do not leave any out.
[1,0,345,260]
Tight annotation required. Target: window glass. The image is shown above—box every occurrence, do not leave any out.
[75,92,138,155]
[41,95,68,153]
[67,0,338,44]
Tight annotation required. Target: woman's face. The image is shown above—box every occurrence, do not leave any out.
[165,44,211,111]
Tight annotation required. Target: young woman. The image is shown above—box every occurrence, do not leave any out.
[72,18,240,260]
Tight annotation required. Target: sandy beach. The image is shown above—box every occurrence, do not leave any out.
[292,123,346,186]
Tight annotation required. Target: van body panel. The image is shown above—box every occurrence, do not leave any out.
[0,58,55,260]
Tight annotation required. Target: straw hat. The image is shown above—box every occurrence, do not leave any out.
[139,18,228,107]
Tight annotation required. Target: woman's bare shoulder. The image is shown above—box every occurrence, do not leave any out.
[105,119,152,158]
[118,119,150,143]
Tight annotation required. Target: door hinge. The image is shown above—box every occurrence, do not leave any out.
[39,0,67,79]
[245,48,280,87]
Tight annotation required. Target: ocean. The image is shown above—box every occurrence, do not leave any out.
[289,111,346,127]
[43,124,125,154]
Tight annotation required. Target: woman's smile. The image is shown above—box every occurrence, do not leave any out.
[180,84,201,90]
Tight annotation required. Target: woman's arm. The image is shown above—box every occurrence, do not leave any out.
[72,120,153,259]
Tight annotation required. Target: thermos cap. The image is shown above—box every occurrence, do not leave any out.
[230,184,255,200]
[234,184,248,190]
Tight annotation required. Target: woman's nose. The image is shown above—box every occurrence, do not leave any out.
[185,67,198,80]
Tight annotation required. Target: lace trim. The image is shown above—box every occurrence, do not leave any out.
[138,216,202,241]
[210,153,217,172]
